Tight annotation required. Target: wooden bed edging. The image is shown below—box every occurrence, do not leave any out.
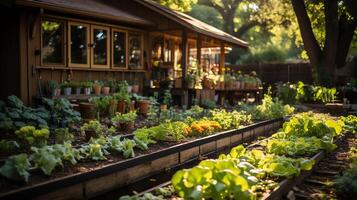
[0,118,284,200]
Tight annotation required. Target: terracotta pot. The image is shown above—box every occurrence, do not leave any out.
[79,103,96,120]
[119,122,134,132]
[138,100,150,115]
[132,85,140,93]
[117,101,126,114]
[102,87,110,95]
[85,130,97,142]
[93,85,102,95]
[202,79,213,89]
[160,104,167,111]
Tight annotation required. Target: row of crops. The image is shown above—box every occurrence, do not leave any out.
[120,113,357,200]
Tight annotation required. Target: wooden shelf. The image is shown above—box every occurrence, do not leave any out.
[35,66,146,73]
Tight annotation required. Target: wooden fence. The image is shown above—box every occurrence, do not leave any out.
[228,63,313,85]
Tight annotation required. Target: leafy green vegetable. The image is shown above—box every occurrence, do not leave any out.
[107,136,136,158]
[80,137,109,161]
[0,140,19,152]
[30,145,63,175]
[0,154,31,182]
[42,98,81,127]
[54,128,74,143]
[53,142,82,165]
[341,115,357,133]
[15,126,50,147]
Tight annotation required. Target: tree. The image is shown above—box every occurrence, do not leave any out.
[152,0,196,12]
[291,0,357,85]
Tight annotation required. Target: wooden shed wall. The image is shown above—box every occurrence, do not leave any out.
[0,6,21,102]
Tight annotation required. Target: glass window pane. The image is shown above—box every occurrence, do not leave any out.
[128,33,142,69]
[113,31,126,67]
[164,39,172,63]
[70,24,88,64]
[42,19,64,64]
[93,28,108,65]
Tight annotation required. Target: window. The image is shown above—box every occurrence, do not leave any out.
[164,38,173,63]
[112,29,127,68]
[68,22,89,67]
[91,26,110,68]
[128,33,142,69]
[41,19,65,65]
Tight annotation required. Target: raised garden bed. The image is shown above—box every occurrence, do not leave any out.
[0,118,284,200]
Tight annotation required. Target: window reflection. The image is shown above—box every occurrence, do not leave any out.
[70,24,88,64]
[128,33,142,69]
[93,28,108,65]
[113,31,126,67]
[42,20,64,64]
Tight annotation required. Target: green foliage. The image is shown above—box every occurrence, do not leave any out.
[30,145,63,175]
[162,89,172,105]
[0,154,31,182]
[341,115,357,133]
[276,81,338,104]
[53,142,82,165]
[112,111,137,123]
[242,92,295,121]
[80,137,109,161]
[265,136,336,156]
[42,98,81,127]
[54,128,74,143]
[153,0,196,12]
[0,140,19,152]
[80,120,104,138]
[106,136,136,158]
[209,109,252,130]
[0,95,49,130]
[15,126,50,147]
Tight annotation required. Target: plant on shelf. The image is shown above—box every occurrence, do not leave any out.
[92,80,102,95]
[185,73,195,89]
[80,120,104,141]
[160,89,172,111]
[47,80,60,97]
[102,81,111,95]
[0,153,31,182]
[114,81,131,114]
[60,81,72,95]
[81,81,93,95]
[15,126,50,147]
[90,96,110,119]
[71,81,82,95]
[112,111,137,132]
[54,128,74,143]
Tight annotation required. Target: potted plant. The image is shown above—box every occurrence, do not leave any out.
[185,74,195,89]
[102,82,111,95]
[160,89,171,111]
[132,80,140,93]
[48,80,60,97]
[114,81,131,113]
[106,80,116,93]
[111,111,137,132]
[61,81,72,95]
[133,94,150,115]
[79,102,96,120]
[71,81,81,95]
[80,120,104,141]
[93,80,102,95]
[81,81,93,95]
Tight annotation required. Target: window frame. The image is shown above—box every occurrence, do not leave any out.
[68,21,90,68]
[90,25,110,69]
[128,32,144,70]
[111,28,128,69]
[40,17,66,67]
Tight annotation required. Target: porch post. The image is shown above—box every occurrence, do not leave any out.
[181,29,188,106]
[219,43,225,75]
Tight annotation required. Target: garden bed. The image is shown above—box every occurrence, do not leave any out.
[0,118,284,200]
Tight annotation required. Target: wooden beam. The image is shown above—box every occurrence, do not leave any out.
[219,43,225,75]
[197,34,202,70]
[181,29,188,106]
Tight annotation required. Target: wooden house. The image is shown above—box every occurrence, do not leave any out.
[0,0,248,105]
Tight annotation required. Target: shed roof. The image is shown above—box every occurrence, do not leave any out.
[15,0,154,26]
[134,0,248,48]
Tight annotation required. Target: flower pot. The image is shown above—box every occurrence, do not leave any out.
[84,88,91,95]
[138,100,150,115]
[79,103,96,120]
[75,88,81,95]
[160,104,167,111]
[127,85,133,93]
[93,85,102,95]
[117,100,126,114]
[64,87,72,95]
[119,122,134,132]
[202,79,213,89]
[132,85,139,93]
[102,87,110,95]
[84,130,97,142]
[52,89,61,97]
